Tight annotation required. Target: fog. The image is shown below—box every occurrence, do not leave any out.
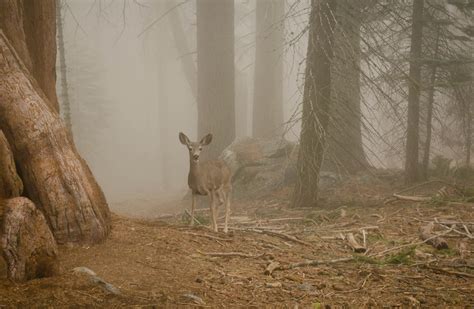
[58,0,306,214]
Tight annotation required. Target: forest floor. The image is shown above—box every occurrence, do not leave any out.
[1,175,474,308]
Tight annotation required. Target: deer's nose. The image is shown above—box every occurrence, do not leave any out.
[193,154,199,160]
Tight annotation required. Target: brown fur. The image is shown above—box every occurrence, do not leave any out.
[179,132,232,232]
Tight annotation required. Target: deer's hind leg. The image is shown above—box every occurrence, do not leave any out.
[223,186,231,233]
[208,190,218,232]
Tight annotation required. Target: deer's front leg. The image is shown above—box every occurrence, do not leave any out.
[190,193,196,226]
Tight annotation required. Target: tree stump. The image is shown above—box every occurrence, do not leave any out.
[0,131,23,198]
[0,31,110,244]
[0,197,58,281]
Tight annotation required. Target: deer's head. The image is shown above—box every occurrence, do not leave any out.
[179,132,213,162]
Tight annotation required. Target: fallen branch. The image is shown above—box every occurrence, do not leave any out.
[197,250,264,259]
[257,229,311,246]
[184,209,202,225]
[425,266,474,278]
[272,257,354,273]
[371,228,453,257]
[393,194,431,202]
[183,232,233,242]
[346,233,366,253]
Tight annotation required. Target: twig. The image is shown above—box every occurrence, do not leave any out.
[256,229,311,246]
[425,266,474,278]
[183,232,232,242]
[393,193,431,202]
[197,250,264,259]
[184,209,202,225]
[272,257,354,273]
[371,228,453,257]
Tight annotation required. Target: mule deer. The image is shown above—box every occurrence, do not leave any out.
[179,132,232,233]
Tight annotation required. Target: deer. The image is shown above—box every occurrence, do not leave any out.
[179,132,232,233]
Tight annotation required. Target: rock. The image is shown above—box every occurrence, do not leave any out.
[219,137,295,198]
[0,197,58,281]
[73,266,121,295]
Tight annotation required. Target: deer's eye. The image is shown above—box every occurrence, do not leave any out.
[188,147,192,151]
[199,147,202,150]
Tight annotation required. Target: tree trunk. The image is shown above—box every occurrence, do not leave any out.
[0,0,58,112]
[56,0,72,133]
[252,0,284,138]
[0,31,110,244]
[22,0,59,112]
[167,1,197,101]
[293,0,337,208]
[324,0,368,174]
[465,102,472,166]
[405,0,424,184]
[197,0,235,160]
[421,28,440,180]
[0,131,23,198]
[0,197,59,281]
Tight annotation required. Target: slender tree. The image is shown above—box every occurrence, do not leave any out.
[405,0,424,184]
[197,0,235,159]
[324,0,369,174]
[293,0,337,208]
[253,0,284,138]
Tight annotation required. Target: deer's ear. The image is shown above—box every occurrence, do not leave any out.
[179,132,190,145]
[200,133,213,146]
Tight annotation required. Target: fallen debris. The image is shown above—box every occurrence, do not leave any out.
[346,233,366,253]
[419,222,449,250]
[264,261,281,275]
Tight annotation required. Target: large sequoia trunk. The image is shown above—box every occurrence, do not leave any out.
[0,197,59,281]
[0,131,23,198]
[0,0,58,112]
[197,0,235,160]
[0,31,110,244]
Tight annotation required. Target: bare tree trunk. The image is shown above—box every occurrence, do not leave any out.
[293,0,337,208]
[197,0,235,159]
[0,197,59,281]
[167,1,197,100]
[405,0,424,184]
[465,102,472,166]
[0,131,23,198]
[0,31,110,244]
[421,28,440,180]
[252,0,284,138]
[325,0,368,174]
[56,0,72,133]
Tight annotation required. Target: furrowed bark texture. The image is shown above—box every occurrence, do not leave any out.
[0,197,59,281]
[0,31,110,244]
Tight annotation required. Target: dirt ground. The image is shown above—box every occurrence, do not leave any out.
[1,178,474,308]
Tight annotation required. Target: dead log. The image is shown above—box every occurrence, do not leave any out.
[0,131,23,198]
[346,233,366,253]
[0,31,110,244]
[0,197,58,281]
[420,222,448,250]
